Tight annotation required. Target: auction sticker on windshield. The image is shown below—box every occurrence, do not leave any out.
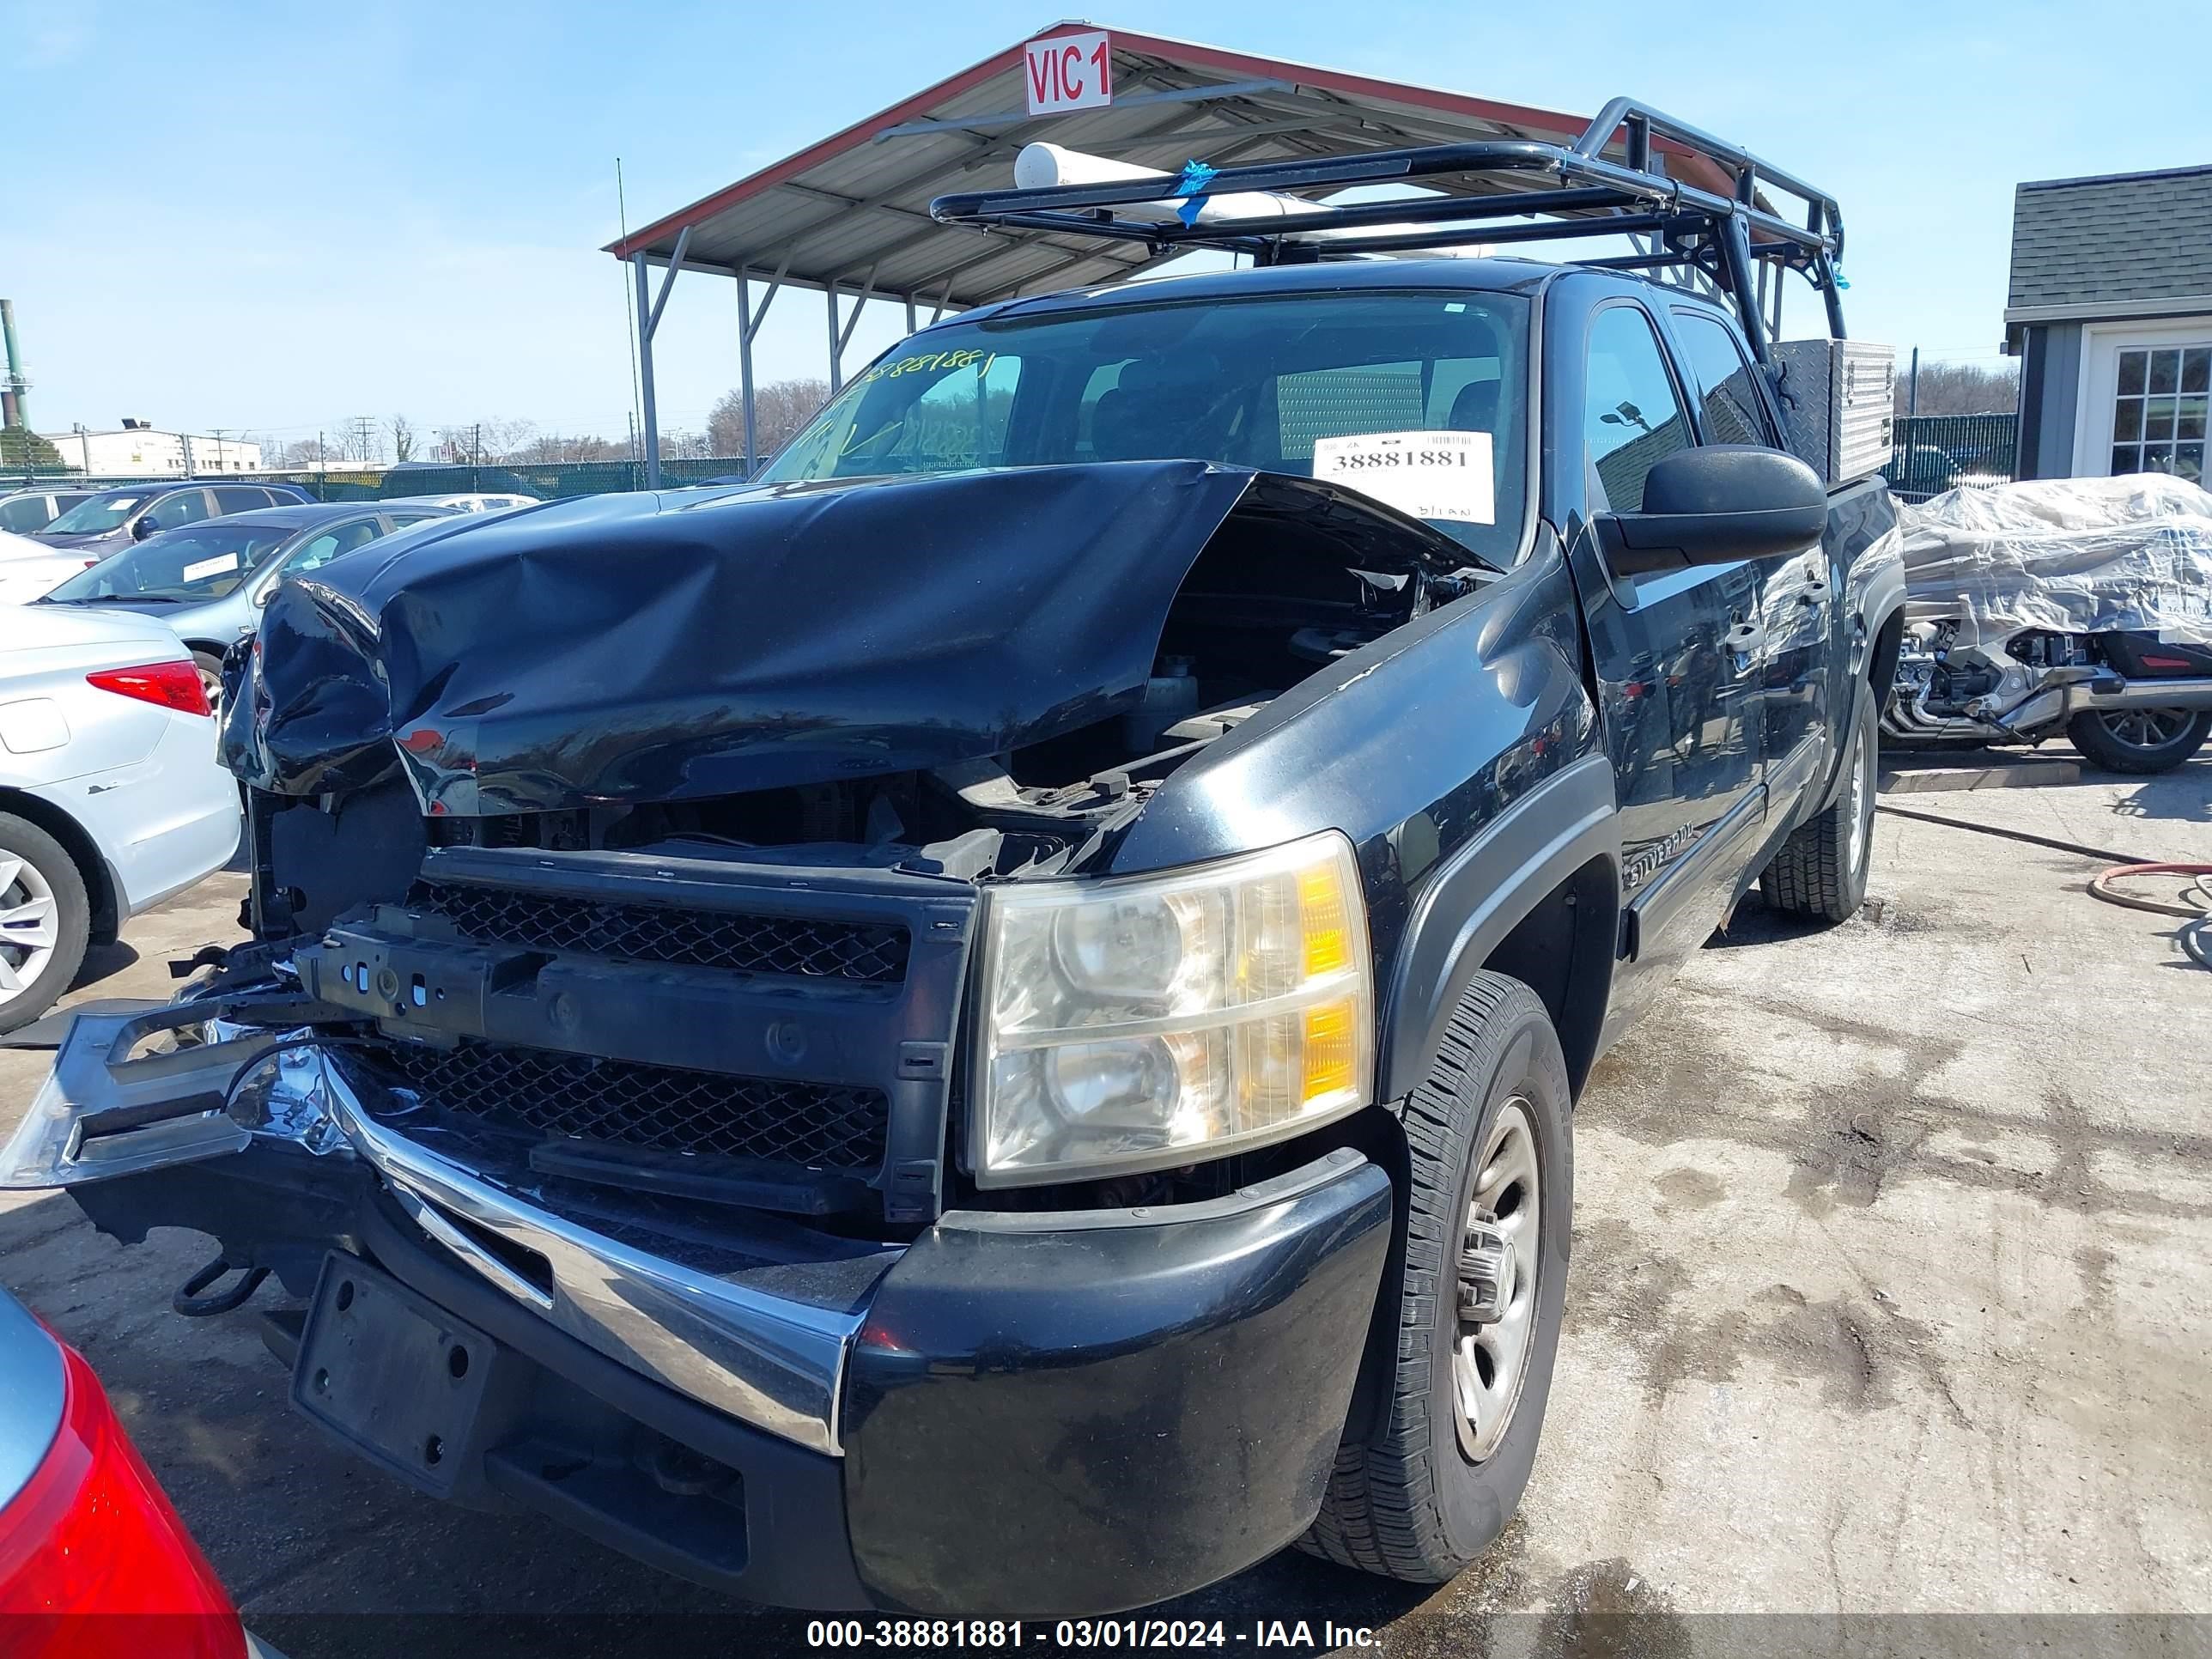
[181,553,240,581]
[1311,430,1494,524]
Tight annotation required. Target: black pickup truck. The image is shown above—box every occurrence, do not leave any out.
[1,105,1903,1616]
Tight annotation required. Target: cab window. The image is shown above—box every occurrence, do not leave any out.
[1671,311,1781,447]
[1583,307,1692,512]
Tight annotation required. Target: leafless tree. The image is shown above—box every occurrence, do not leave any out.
[707,379,831,459]
[1895,361,2019,418]
[388,415,416,464]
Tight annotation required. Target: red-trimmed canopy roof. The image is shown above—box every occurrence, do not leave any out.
[603,24,1604,308]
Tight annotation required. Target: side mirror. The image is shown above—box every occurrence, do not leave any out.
[1595,445,1826,577]
[130,517,156,541]
[251,585,275,608]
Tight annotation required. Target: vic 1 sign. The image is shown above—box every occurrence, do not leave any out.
[1024,30,1113,115]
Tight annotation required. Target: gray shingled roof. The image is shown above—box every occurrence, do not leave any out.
[2008,164,2212,318]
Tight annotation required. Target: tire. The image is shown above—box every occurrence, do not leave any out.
[1301,971,1572,1583]
[189,649,226,711]
[0,813,91,1035]
[2065,708,2212,775]
[1759,694,1877,923]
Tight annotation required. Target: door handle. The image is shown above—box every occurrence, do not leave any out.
[1724,623,1766,653]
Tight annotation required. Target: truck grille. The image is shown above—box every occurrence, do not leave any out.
[406,878,909,984]
[356,1036,890,1172]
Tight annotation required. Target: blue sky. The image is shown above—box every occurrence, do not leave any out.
[6,0,2206,452]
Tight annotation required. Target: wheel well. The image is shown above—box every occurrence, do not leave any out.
[1869,609,1905,714]
[0,787,119,944]
[182,641,227,662]
[1477,854,1616,1098]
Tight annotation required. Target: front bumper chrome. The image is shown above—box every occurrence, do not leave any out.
[1,1007,880,1457]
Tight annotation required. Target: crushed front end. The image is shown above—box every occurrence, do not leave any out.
[0,465,1429,1614]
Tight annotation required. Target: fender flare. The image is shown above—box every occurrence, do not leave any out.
[1378,753,1619,1103]
[1819,586,1907,814]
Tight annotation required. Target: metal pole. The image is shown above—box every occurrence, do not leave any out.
[632,252,661,488]
[906,295,917,338]
[738,276,758,475]
[0,299,27,430]
[827,282,842,393]
[1907,346,1920,420]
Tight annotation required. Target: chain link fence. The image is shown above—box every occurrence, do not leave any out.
[0,458,756,501]
[1884,413,2018,503]
[12,417,2027,508]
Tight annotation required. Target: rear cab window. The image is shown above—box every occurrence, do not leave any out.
[1669,310,1782,448]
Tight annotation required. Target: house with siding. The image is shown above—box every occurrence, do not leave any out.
[2007,163,2212,483]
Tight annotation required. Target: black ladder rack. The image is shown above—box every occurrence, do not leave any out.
[930,96,1846,363]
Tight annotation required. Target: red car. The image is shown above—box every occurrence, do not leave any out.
[0,1285,254,1657]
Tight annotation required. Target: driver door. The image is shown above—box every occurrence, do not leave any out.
[1558,296,1765,1030]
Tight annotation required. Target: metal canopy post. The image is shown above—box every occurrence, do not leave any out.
[737,276,757,476]
[826,267,878,392]
[736,253,790,474]
[631,254,660,488]
[633,225,692,489]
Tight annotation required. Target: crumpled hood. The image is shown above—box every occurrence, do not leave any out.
[223,461,1267,813]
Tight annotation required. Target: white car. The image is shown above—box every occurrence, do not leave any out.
[0,605,241,1030]
[0,527,104,607]
[380,491,538,514]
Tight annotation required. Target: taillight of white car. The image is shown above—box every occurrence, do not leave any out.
[84,659,211,719]
[0,1325,247,1657]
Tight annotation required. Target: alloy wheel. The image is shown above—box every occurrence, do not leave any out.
[0,854,61,1006]
[2094,708,2194,751]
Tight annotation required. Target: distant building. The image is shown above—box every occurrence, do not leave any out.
[2006,163,2212,482]
[38,422,264,477]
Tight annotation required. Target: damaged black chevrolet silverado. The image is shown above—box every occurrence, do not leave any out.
[2,104,1905,1614]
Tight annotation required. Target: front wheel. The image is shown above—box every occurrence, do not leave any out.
[2066,708,2211,775]
[1301,971,1572,1583]
[1759,695,1877,923]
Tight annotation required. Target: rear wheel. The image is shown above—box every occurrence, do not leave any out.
[1301,971,1572,1583]
[0,814,90,1034]
[1760,696,1877,923]
[2066,708,2211,775]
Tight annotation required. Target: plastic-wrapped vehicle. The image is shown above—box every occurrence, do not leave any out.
[2,102,1905,1615]
[1886,473,2212,771]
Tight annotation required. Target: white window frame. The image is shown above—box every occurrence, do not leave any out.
[2071,315,2212,478]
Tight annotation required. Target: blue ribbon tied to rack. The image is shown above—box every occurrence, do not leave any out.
[1174,161,1218,228]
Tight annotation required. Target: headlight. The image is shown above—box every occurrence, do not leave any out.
[972,830,1373,1186]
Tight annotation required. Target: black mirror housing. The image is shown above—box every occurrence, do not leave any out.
[130,518,155,541]
[1596,445,1826,576]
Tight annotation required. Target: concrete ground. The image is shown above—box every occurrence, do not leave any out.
[1,746,2206,1657]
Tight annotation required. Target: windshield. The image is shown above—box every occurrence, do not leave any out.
[757,289,1531,562]
[46,522,294,603]
[42,491,146,535]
